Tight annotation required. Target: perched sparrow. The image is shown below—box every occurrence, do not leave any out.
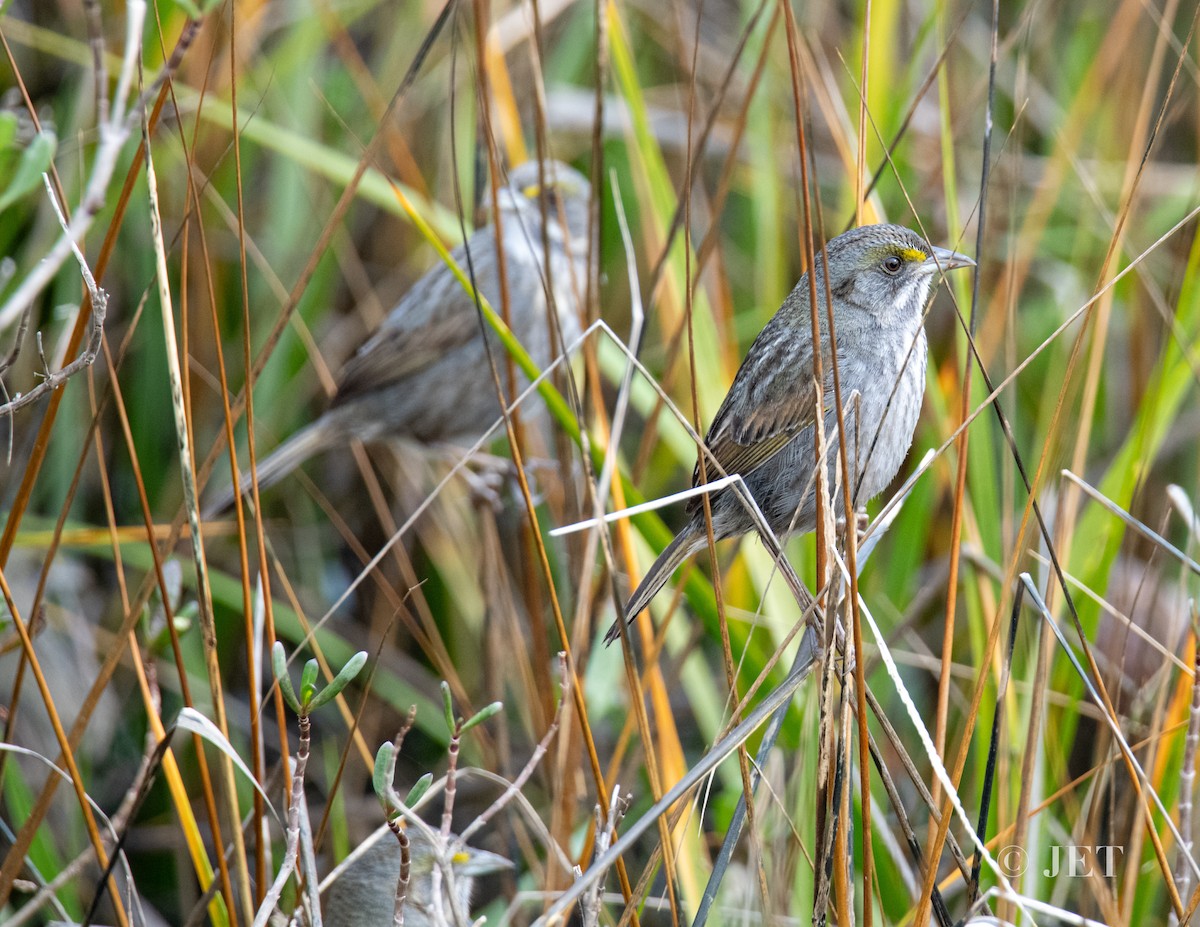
[610,224,973,642]
[207,159,589,514]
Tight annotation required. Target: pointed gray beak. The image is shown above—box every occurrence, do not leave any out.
[923,244,976,274]
[457,847,515,877]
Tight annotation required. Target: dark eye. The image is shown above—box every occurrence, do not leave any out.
[882,255,903,275]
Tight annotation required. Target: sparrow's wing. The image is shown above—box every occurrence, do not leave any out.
[332,232,500,406]
[333,303,479,405]
[691,323,835,487]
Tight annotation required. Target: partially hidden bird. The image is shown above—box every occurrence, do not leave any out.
[607,223,974,644]
[206,159,590,515]
[321,826,512,927]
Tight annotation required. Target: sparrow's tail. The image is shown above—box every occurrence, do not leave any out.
[605,528,702,645]
[203,422,333,519]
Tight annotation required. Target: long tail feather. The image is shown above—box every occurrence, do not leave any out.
[203,422,332,518]
[605,529,701,645]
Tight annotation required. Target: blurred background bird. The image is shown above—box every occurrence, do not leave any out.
[206,158,590,515]
[320,826,512,927]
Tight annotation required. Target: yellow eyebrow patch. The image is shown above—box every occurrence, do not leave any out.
[899,247,927,263]
[452,851,471,864]
[522,183,541,197]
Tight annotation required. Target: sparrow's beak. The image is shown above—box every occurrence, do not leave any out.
[456,847,515,877]
[923,244,976,274]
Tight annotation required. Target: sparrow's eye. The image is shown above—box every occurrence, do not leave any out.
[882,255,903,275]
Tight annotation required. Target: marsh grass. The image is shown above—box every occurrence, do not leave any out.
[1,0,1199,924]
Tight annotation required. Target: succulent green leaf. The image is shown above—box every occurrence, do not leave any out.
[299,658,319,707]
[372,742,395,803]
[308,650,367,710]
[460,701,503,733]
[272,641,301,714]
[441,681,455,732]
[404,773,433,807]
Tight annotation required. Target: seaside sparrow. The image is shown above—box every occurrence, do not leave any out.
[207,159,590,514]
[608,223,973,644]
[321,826,512,927]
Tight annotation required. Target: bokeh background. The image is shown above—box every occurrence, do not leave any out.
[2,0,1199,924]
